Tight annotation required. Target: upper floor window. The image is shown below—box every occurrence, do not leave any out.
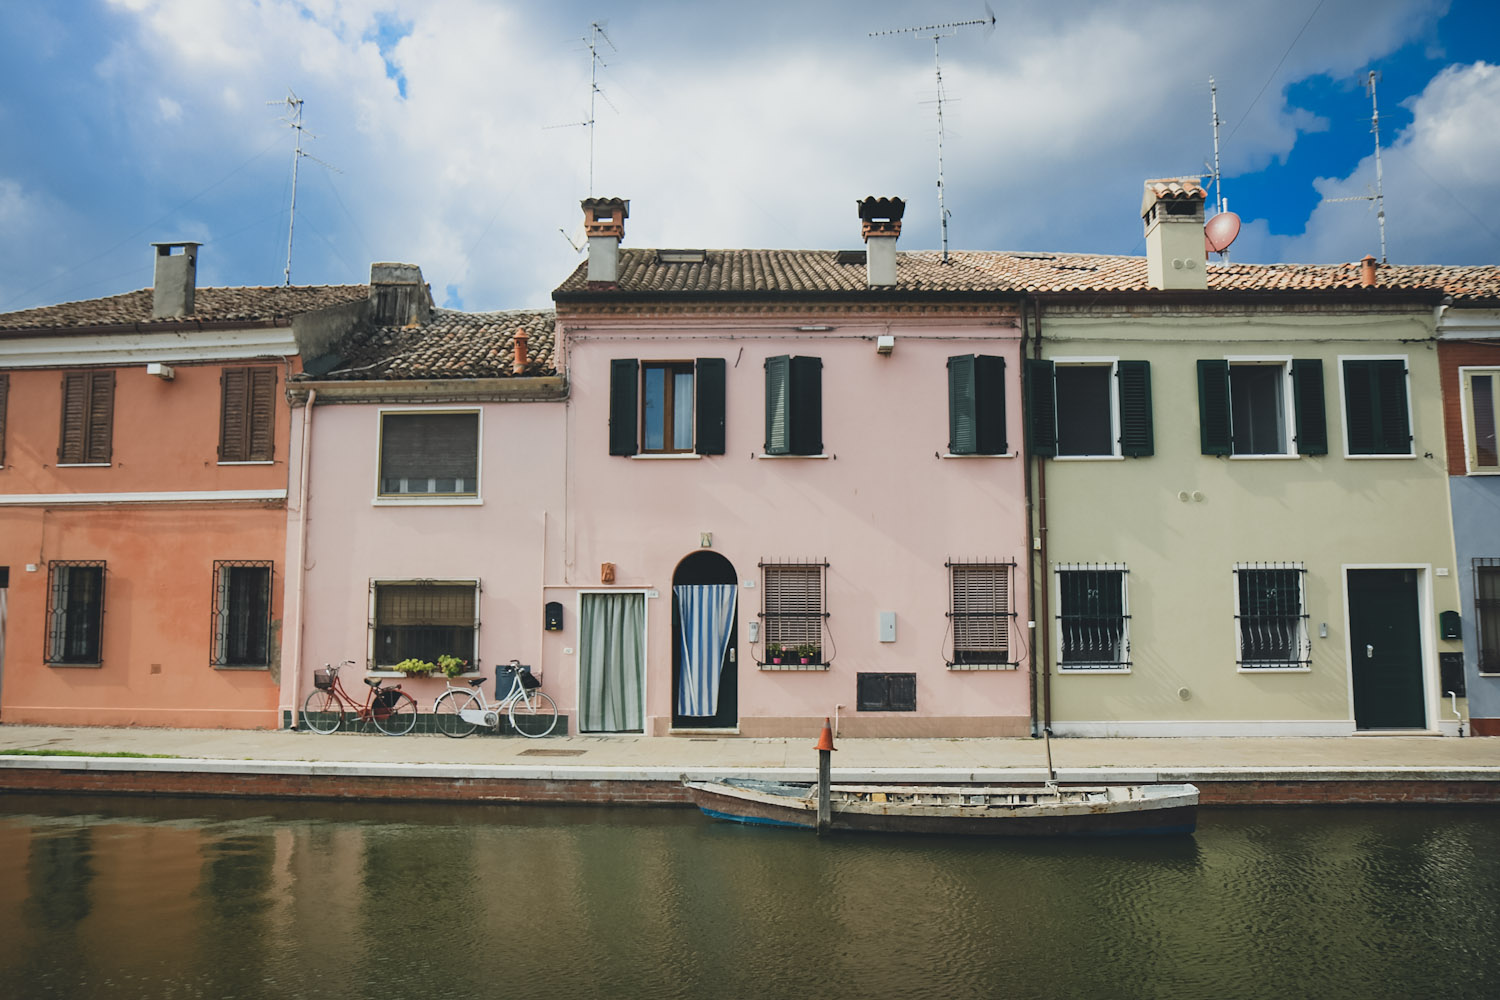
[372,579,479,667]
[58,371,115,465]
[1057,564,1130,670]
[46,560,105,665]
[609,358,725,456]
[764,355,822,456]
[1026,359,1153,458]
[1197,359,1326,457]
[760,560,827,664]
[212,561,273,668]
[1341,358,1412,456]
[1234,563,1310,669]
[1475,559,1500,675]
[948,559,1014,667]
[219,366,277,463]
[946,355,1007,455]
[1462,369,1500,473]
[378,410,479,498]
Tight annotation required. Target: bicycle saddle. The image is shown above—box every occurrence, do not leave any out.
[467,678,485,687]
[363,677,383,688]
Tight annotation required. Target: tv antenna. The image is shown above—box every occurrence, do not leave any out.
[1203,76,1241,260]
[268,90,340,285]
[547,22,617,206]
[1326,70,1388,263]
[870,4,996,263]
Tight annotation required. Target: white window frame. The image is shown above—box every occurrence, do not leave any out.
[373,407,483,506]
[1225,356,1296,460]
[1051,357,1122,461]
[1054,563,1131,673]
[1337,354,1416,460]
[367,578,481,673]
[1459,366,1500,475]
[1233,562,1311,672]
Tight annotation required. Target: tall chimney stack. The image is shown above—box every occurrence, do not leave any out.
[582,197,629,285]
[1141,179,1207,291]
[858,196,905,288]
[151,242,200,318]
[368,263,432,326]
[1360,255,1378,288]
[513,329,529,375]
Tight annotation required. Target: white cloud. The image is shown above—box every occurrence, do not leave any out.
[157,95,182,122]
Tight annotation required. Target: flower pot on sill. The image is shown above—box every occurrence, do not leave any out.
[771,657,782,665]
[799,657,810,665]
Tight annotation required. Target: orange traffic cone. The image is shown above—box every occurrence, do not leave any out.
[814,717,836,752]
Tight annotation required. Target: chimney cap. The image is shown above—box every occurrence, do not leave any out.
[1141,178,1207,217]
[151,241,201,253]
[857,196,906,223]
[581,196,630,218]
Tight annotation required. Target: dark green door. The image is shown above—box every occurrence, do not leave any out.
[1348,569,1426,729]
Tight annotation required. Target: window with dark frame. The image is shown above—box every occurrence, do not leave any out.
[46,561,105,665]
[1056,366,1114,456]
[1464,370,1500,472]
[642,362,695,453]
[760,560,826,662]
[1475,559,1500,674]
[372,581,478,666]
[764,355,822,456]
[1228,364,1287,455]
[948,560,1013,666]
[219,366,277,462]
[1343,358,1411,456]
[212,561,272,667]
[608,358,726,456]
[1024,359,1154,458]
[1235,564,1310,668]
[1197,359,1326,457]
[857,673,916,711]
[58,371,115,465]
[946,354,1006,455]
[378,411,479,496]
[1057,566,1129,669]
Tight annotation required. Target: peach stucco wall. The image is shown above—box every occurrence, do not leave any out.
[0,361,294,727]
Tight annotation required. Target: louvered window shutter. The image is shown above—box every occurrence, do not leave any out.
[1343,360,1377,454]
[1375,360,1411,453]
[84,372,114,464]
[695,358,726,455]
[60,372,114,464]
[220,367,248,461]
[380,413,478,483]
[950,355,1007,456]
[788,356,822,455]
[59,373,87,463]
[1023,359,1057,458]
[764,355,791,454]
[248,367,277,461]
[0,373,8,467]
[1291,359,1327,455]
[1197,360,1231,455]
[609,359,639,456]
[948,355,977,454]
[1116,360,1154,457]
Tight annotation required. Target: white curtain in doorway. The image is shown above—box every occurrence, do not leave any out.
[579,593,646,732]
[675,584,736,717]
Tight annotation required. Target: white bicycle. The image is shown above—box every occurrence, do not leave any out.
[432,659,558,738]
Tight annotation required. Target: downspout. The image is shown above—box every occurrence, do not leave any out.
[287,388,316,729]
[1020,296,1039,736]
[1032,299,1052,733]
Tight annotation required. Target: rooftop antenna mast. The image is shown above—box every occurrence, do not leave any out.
[548,22,618,251]
[1327,70,1388,263]
[1209,77,1225,217]
[871,4,996,263]
[268,90,340,285]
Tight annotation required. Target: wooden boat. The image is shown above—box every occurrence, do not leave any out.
[685,778,1198,837]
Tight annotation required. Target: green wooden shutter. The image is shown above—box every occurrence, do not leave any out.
[695,358,726,455]
[788,356,823,455]
[948,355,977,454]
[1197,359,1231,455]
[764,355,790,454]
[1023,359,1057,458]
[1117,360,1154,457]
[609,359,639,456]
[1291,359,1327,455]
[1375,359,1411,453]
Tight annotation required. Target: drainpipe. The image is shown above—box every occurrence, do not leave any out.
[1032,299,1052,733]
[287,388,316,729]
[1020,297,1039,736]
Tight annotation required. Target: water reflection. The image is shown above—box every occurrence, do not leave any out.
[0,796,1497,1000]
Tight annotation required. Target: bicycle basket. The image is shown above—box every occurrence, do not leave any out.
[373,688,400,716]
[314,669,334,690]
[519,666,541,690]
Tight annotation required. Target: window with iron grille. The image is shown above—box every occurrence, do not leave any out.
[760,561,827,663]
[1057,565,1129,670]
[857,672,916,711]
[46,561,105,665]
[1475,559,1500,674]
[1234,564,1310,668]
[948,560,1014,667]
[212,561,272,667]
[372,580,479,667]
[378,411,479,497]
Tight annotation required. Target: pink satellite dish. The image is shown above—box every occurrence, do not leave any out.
[1205,211,1242,254]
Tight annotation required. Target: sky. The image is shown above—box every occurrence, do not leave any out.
[1,0,1498,315]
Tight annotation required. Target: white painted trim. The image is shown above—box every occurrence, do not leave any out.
[1231,563,1310,669]
[1051,719,1357,737]
[374,406,483,503]
[939,452,1015,460]
[0,489,287,505]
[1457,366,1500,475]
[1052,564,1130,671]
[0,328,299,368]
[217,461,276,467]
[1336,354,1416,459]
[1221,356,1297,457]
[54,463,112,469]
[631,454,703,460]
[575,589,650,734]
[1051,357,1121,459]
[371,497,483,507]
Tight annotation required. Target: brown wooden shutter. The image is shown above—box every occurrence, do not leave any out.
[248,367,277,461]
[59,372,87,463]
[0,373,8,467]
[84,371,114,464]
[220,367,248,461]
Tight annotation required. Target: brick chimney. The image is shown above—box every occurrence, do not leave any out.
[369,262,432,326]
[1360,255,1378,288]
[1141,179,1207,291]
[582,197,629,284]
[151,242,200,318]
[858,196,905,287]
[513,329,529,375]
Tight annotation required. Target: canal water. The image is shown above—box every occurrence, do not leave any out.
[1,796,1497,1000]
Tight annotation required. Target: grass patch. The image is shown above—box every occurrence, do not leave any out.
[0,749,177,758]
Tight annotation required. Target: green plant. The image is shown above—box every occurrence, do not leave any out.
[765,642,784,661]
[393,658,438,676]
[797,643,821,662]
[438,654,470,678]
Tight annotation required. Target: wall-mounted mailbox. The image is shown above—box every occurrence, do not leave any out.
[545,601,564,632]
[1440,611,1461,641]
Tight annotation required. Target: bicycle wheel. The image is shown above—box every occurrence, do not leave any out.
[433,689,481,739]
[373,691,419,736]
[302,690,342,734]
[509,690,558,738]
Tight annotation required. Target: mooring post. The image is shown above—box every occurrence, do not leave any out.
[815,717,836,836]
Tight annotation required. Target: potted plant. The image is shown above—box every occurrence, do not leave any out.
[797,643,820,665]
[393,658,438,676]
[437,654,470,678]
[766,642,784,665]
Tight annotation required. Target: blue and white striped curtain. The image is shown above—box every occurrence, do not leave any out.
[675,584,736,717]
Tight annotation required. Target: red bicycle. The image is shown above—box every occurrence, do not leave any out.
[301,660,418,735]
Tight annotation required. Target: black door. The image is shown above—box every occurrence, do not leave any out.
[1348,569,1426,730]
[671,552,738,729]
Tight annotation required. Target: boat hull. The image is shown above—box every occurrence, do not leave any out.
[686,780,1198,837]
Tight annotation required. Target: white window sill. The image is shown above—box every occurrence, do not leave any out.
[755,453,831,460]
[1228,454,1300,461]
[213,664,270,671]
[1344,452,1417,460]
[47,661,102,669]
[217,461,276,466]
[1237,665,1312,673]
[758,662,829,671]
[1465,468,1500,476]
[939,452,1015,460]
[631,453,703,460]
[55,464,112,468]
[372,496,483,507]
[1052,454,1124,462]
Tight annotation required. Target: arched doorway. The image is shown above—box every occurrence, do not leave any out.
[671,551,738,730]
